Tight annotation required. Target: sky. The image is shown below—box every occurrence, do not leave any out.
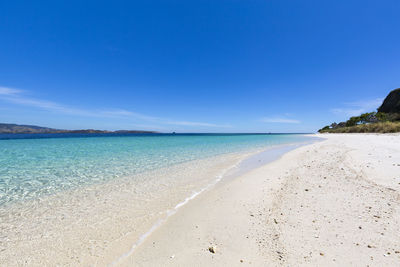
[0,0,399,133]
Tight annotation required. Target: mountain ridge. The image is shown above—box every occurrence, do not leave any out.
[0,123,157,134]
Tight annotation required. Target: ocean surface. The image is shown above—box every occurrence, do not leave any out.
[0,133,315,265]
[0,133,311,207]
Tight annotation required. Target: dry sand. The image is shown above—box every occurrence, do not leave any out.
[121,134,400,266]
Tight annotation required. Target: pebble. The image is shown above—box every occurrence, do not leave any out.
[208,246,216,253]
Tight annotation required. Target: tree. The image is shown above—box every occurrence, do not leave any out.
[346,116,361,127]
[318,126,330,132]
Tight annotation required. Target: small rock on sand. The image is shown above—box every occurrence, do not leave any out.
[208,246,216,253]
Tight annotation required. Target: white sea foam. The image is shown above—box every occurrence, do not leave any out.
[109,161,240,266]
[109,140,320,266]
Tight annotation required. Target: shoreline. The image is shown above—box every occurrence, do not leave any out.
[111,139,319,265]
[0,137,315,266]
[122,133,400,266]
[0,150,251,266]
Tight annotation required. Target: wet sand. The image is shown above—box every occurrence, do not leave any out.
[124,134,400,266]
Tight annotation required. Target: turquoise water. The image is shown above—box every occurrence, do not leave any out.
[0,133,311,206]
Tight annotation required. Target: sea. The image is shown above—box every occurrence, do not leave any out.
[0,133,316,265]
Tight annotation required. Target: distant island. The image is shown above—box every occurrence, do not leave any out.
[0,123,158,134]
[319,88,400,133]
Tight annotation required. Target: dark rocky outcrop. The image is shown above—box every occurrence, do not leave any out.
[378,88,400,113]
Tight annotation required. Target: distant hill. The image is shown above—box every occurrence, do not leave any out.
[0,123,157,134]
[378,88,400,113]
[319,88,400,133]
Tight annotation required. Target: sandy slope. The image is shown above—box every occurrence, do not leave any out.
[121,134,400,266]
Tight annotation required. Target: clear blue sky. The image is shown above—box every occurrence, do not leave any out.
[0,0,399,133]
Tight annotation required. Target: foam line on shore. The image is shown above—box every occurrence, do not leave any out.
[109,163,239,266]
[109,139,320,266]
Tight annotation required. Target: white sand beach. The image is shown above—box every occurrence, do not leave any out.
[2,134,399,266]
[122,134,400,266]
[2,1,399,266]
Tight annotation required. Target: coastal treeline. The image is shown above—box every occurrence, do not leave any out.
[319,88,400,133]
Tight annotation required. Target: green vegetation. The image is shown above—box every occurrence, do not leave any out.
[319,88,400,133]
[345,112,377,127]
[319,121,400,133]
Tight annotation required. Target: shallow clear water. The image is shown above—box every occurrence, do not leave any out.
[0,133,311,206]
